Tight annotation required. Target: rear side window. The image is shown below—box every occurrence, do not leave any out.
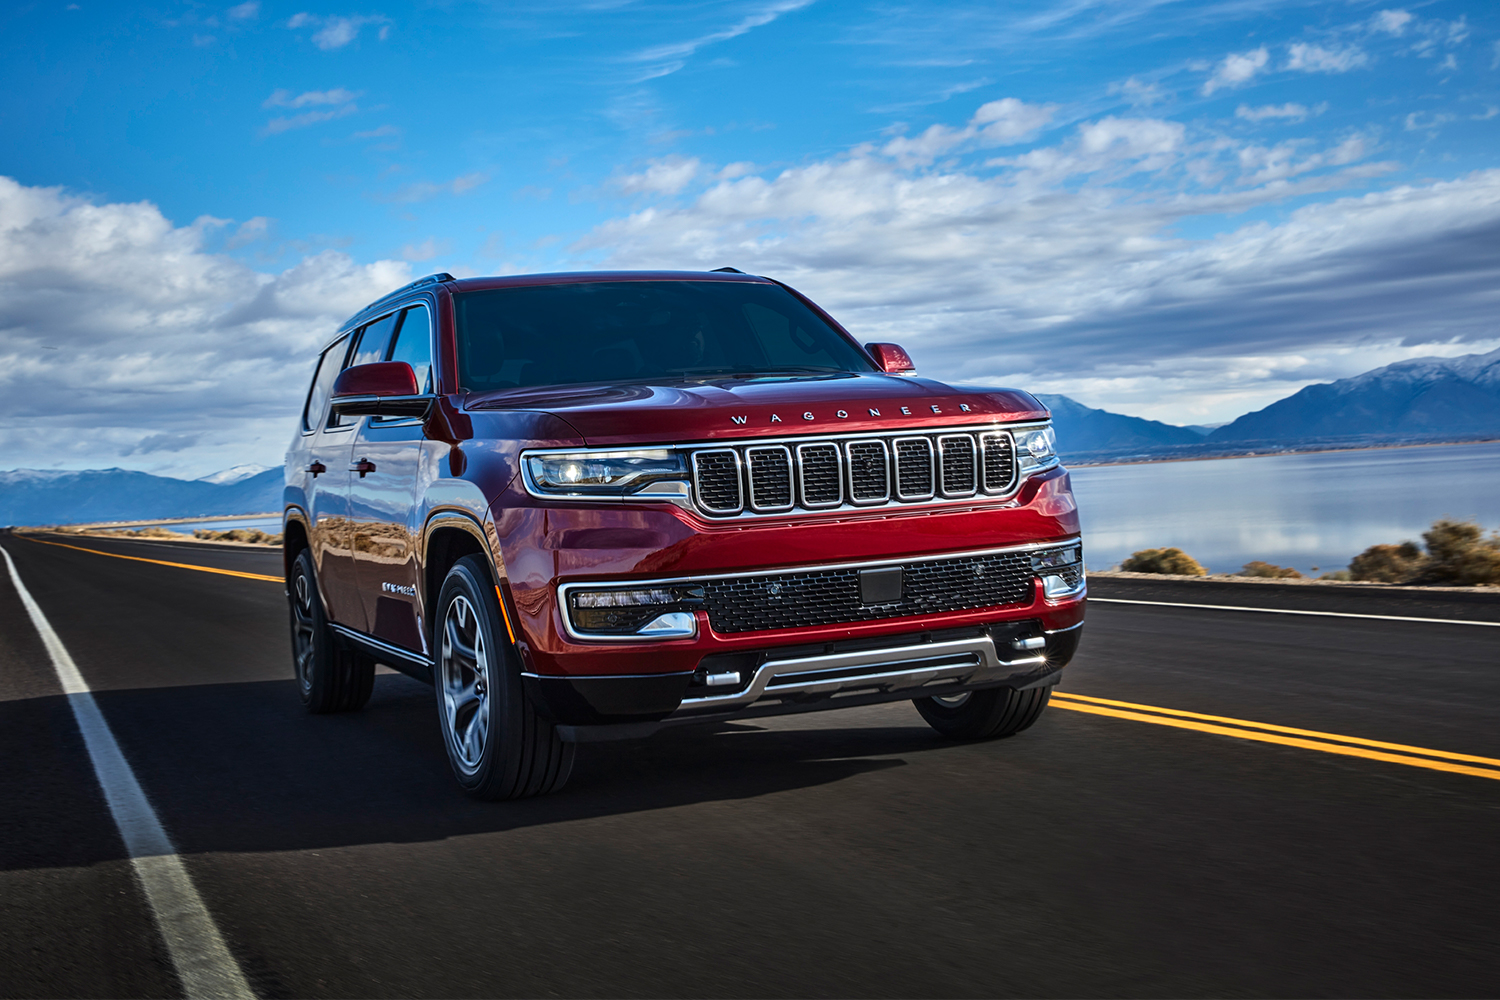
[386,305,433,394]
[302,337,348,432]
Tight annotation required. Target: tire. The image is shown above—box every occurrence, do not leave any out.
[288,548,374,713]
[433,555,574,799]
[913,686,1051,741]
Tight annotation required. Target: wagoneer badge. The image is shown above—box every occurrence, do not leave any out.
[730,403,973,426]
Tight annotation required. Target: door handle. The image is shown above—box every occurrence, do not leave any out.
[351,459,377,478]
[307,462,326,477]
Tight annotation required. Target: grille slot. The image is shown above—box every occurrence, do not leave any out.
[796,443,842,508]
[938,435,978,497]
[979,432,1017,494]
[845,440,890,504]
[893,437,935,501]
[745,446,794,512]
[691,450,742,514]
[702,550,1035,633]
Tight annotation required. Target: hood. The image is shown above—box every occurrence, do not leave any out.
[466,372,1048,447]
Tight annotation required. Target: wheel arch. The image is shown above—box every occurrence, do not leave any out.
[422,511,509,647]
[282,507,311,581]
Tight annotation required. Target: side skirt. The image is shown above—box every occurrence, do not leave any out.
[329,622,434,684]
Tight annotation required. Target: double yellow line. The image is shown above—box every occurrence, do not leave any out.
[17,534,282,583]
[1051,691,1500,781]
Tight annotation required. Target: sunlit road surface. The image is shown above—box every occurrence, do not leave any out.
[3,532,1499,999]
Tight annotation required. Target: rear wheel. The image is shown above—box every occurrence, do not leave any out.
[434,555,573,799]
[913,686,1050,741]
[288,548,374,713]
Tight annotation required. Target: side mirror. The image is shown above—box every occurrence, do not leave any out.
[330,362,434,417]
[865,342,916,375]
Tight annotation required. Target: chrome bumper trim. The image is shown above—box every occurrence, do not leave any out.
[672,635,1048,715]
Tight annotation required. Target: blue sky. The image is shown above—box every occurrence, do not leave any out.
[2,0,1499,476]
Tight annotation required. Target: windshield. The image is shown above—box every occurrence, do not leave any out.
[453,280,876,391]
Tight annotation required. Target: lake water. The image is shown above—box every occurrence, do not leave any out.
[133,515,282,533]
[1068,440,1500,575]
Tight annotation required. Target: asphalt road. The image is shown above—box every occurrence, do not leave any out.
[3,531,1499,998]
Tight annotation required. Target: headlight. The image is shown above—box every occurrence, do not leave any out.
[1015,424,1057,470]
[565,584,705,639]
[1030,544,1081,570]
[525,450,690,497]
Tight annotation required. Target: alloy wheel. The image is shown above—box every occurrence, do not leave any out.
[440,594,491,773]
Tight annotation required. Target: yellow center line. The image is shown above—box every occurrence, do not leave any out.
[18,535,282,583]
[1050,693,1500,781]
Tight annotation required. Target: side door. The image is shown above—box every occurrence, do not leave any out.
[301,335,363,628]
[347,303,435,654]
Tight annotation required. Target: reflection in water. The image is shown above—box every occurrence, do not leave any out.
[1068,441,1500,575]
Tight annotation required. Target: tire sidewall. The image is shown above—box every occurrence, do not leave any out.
[289,549,334,709]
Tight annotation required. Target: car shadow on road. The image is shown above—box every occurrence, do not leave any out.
[1,673,946,871]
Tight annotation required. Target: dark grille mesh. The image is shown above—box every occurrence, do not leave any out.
[846,441,889,502]
[894,439,934,499]
[1056,564,1084,588]
[797,444,841,507]
[702,550,1035,633]
[746,447,793,510]
[693,451,741,513]
[980,433,1016,493]
[939,436,977,496]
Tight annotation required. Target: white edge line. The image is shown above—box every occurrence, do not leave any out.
[1090,596,1500,627]
[0,545,256,1000]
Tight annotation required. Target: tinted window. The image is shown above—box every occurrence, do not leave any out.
[302,337,348,432]
[453,280,874,391]
[386,305,433,394]
[349,312,401,369]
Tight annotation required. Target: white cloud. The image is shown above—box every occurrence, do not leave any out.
[614,156,702,196]
[1108,76,1167,107]
[568,105,1500,427]
[286,12,389,50]
[882,98,1056,165]
[1236,102,1321,123]
[0,176,410,475]
[225,216,272,249]
[1202,47,1268,95]
[629,0,812,79]
[262,105,358,135]
[263,88,360,109]
[1286,42,1369,74]
[227,1,260,20]
[400,237,451,262]
[1371,9,1411,36]
[382,172,489,203]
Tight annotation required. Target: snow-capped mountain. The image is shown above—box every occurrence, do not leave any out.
[0,467,282,527]
[1210,347,1500,442]
[196,463,273,486]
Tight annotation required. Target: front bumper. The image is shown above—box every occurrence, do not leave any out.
[525,617,1083,740]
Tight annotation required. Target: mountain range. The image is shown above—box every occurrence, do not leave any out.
[3,347,1498,525]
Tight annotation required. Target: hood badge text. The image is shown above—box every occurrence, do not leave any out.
[730,403,971,426]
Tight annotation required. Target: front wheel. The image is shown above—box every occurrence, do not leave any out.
[434,555,573,799]
[913,686,1050,741]
[288,548,374,713]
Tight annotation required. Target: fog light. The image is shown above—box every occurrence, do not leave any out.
[1042,574,1085,600]
[565,584,704,638]
[1031,545,1081,571]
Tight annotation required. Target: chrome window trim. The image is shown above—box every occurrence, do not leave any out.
[794,442,843,509]
[690,448,744,515]
[891,436,936,502]
[936,434,979,499]
[843,438,891,505]
[744,444,796,513]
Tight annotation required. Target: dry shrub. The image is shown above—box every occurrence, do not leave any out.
[193,527,282,545]
[1121,547,1207,576]
[1421,519,1500,585]
[1349,541,1427,583]
[1239,560,1302,579]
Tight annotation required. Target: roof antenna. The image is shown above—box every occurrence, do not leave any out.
[710,266,744,273]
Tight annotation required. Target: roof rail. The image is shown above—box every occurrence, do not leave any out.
[710,266,744,273]
[357,272,454,316]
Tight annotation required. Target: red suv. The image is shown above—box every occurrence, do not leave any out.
[284,270,1084,798]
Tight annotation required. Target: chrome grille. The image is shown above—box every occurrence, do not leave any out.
[796,443,841,508]
[702,549,1036,632]
[692,450,742,514]
[893,438,935,501]
[745,446,793,512]
[846,440,890,504]
[938,435,978,497]
[980,432,1017,493]
[688,427,1026,518]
